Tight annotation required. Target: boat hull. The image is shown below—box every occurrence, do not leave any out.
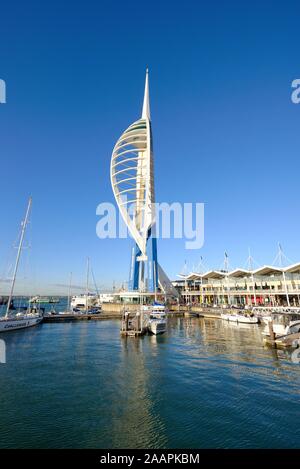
[0,316,43,332]
[235,316,258,324]
[148,318,167,335]
[221,313,258,324]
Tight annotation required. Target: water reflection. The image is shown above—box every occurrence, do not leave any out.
[105,336,167,448]
[175,316,299,363]
[1,317,300,449]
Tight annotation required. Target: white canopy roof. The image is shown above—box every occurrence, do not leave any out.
[284,262,300,274]
[201,270,227,280]
[253,265,283,276]
[228,268,252,278]
[177,262,300,282]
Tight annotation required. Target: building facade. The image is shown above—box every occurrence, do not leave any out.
[173,263,300,307]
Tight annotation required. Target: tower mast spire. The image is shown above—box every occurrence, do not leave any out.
[142,68,150,120]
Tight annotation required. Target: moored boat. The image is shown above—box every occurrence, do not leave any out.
[148,317,167,335]
[148,302,167,335]
[0,310,43,332]
[221,311,259,324]
[0,198,44,333]
[262,312,300,338]
[70,294,99,310]
[29,296,60,304]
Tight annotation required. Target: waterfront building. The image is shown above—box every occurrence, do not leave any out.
[173,262,300,307]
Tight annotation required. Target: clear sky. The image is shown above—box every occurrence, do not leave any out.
[0,0,299,294]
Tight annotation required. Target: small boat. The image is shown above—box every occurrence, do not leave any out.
[253,306,300,325]
[236,314,259,324]
[0,198,43,333]
[221,311,259,324]
[148,317,167,335]
[262,312,300,338]
[148,302,167,335]
[29,296,60,304]
[70,258,102,312]
[0,308,43,332]
[49,298,60,303]
[70,295,101,310]
[29,296,49,303]
[221,313,238,321]
[284,320,300,335]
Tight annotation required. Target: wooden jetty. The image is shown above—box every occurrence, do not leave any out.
[120,310,148,337]
[169,304,222,319]
[43,313,76,322]
[43,309,186,324]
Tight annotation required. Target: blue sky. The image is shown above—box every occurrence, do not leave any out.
[0,0,299,294]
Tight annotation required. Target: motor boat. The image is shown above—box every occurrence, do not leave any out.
[70,294,100,310]
[221,311,259,324]
[148,302,167,335]
[262,312,300,338]
[253,306,300,325]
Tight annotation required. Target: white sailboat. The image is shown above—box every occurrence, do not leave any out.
[0,197,43,332]
[70,258,101,313]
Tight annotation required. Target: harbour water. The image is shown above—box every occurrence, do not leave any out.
[0,311,300,448]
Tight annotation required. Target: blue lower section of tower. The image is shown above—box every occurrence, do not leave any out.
[129,228,158,292]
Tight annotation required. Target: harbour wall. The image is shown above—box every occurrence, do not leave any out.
[101,303,222,319]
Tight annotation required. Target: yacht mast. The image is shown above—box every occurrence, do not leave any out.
[6,197,32,318]
[154,261,157,302]
[86,257,90,313]
[68,271,72,311]
[278,243,290,307]
[248,248,257,306]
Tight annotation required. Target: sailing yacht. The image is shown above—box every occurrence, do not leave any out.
[0,198,43,332]
[70,259,101,313]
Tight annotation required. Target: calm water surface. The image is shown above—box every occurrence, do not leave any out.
[0,314,300,448]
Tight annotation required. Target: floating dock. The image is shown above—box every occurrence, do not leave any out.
[120,310,148,336]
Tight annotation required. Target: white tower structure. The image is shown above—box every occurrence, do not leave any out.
[110,69,177,297]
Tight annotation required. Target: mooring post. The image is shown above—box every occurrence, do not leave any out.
[125,312,129,331]
[268,320,276,346]
[140,310,144,332]
[136,312,140,332]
